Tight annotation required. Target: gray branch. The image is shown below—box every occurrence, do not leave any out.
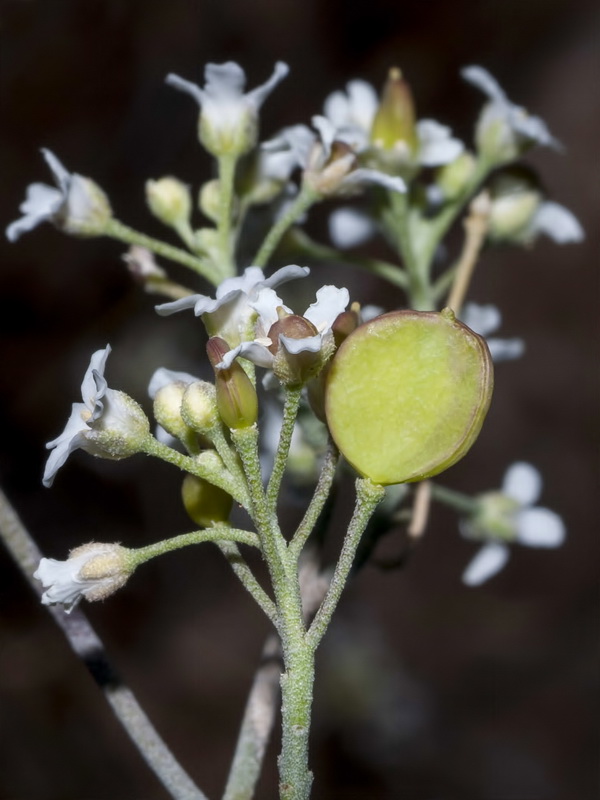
[0,486,209,800]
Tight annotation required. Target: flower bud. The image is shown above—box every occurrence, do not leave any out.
[486,167,542,242]
[34,542,133,612]
[371,68,419,156]
[84,390,150,459]
[181,381,220,433]
[181,474,233,527]
[59,176,113,237]
[146,177,192,229]
[325,308,494,485]
[153,381,194,441]
[207,337,259,429]
[435,151,477,201]
[198,179,222,224]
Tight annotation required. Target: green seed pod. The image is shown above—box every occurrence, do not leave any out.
[325,309,493,485]
[181,474,233,527]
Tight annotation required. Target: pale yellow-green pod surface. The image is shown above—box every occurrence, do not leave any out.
[325,309,494,485]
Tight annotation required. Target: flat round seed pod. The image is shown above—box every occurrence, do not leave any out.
[325,308,494,485]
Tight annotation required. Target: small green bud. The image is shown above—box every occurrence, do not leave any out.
[325,309,494,485]
[435,151,477,201]
[181,474,233,527]
[207,337,259,429]
[181,381,220,433]
[487,167,542,242]
[153,382,193,441]
[198,179,222,224]
[371,67,419,156]
[146,177,192,227]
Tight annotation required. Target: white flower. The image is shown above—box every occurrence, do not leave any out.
[462,302,525,362]
[6,149,111,242]
[217,284,350,375]
[264,118,407,196]
[155,264,309,347]
[461,66,561,162]
[166,61,289,156]
[323,80,463,167]
[461,462,566,586]
[34,542,132,613]
[525,201,584,245]
[43,346,149,487]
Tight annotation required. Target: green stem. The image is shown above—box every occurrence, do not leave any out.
[253,186,319,268]
[231,426,286,571]
[141,435,249,508]
[416,158,491,277]
[290,439,339,559]
[105,219,220,285]
[288,230,409,290]
[128,526,260,567]
[430,483,479,515]
[266,387,302,511]
[217,154,238,278]
[215,540,278,625]
[307,478,385,651]
[277,638,315,800]
[391,191,433,310]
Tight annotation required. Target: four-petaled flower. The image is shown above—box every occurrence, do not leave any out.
[263,117,407,197]
[461,66,561,163]
[166,61,289,156]
[155,264,309,347]
[216,284,350,384]
[43,346,149,487]
[6,149,112,242]
[461,462,565,586]
[323,78,464,168]
[34,542,132,613]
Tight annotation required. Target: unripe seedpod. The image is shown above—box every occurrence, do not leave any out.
[181,474,233,527]
[325,309,493,485]
[207,337,259,429]
[371,68,419,155]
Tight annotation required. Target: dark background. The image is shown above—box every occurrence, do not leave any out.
[0,1,598,798]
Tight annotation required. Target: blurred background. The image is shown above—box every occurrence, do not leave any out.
[0,0,598,798]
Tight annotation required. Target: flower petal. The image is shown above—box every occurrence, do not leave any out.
[462,542,510,586]
[516,507,565,548]
[502,461,542,505]
[344,168,406,193]
[246,61,289,109]
[417,120,464,167]
[155,295,205,316]
[461,65,507,103]
[148,367,199,399]
[165,73,205,106]
[280,332,322,355]
[262,264,310,290]
[80,346,111,413]
[529,201,584,244]
[41,148,71,192]
[329,207,376,249]
[303,285,349,331]
[218,341,274,370]
[43,404,89,488]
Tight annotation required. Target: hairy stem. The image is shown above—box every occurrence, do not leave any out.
[253,186,319,269]
[266,387,302,511]
[106,219,220,285]
[307,478,385,650]
[290,439,339,559]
